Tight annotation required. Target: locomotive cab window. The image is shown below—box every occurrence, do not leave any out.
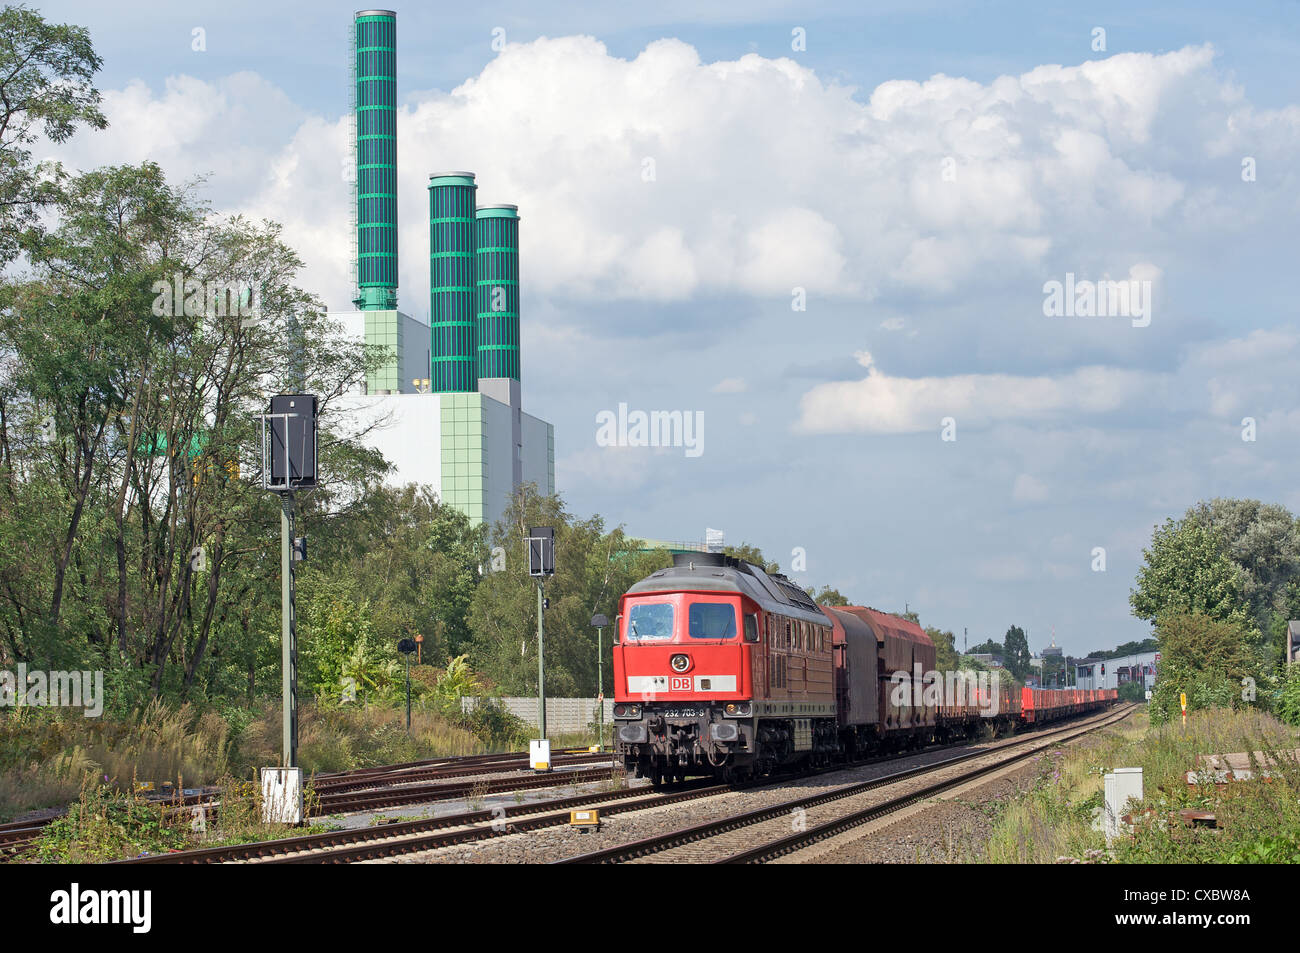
[688,602,737,639]
[743,614,759,642]
[626,602,674,640]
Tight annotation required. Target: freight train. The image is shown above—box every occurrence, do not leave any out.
[611,553,1116,784]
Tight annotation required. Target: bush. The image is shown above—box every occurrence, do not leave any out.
[1277,664,1300,727]
[1118,681,1147,703]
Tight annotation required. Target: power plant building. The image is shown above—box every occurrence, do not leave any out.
[335,10,554,529]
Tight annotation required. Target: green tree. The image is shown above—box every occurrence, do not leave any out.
[926,626,958,671]
[466,486,671,696]
[1003,625,1031,679]
[1130,518,1249,629]
[0,4,107,263]
[810,585,849,606]
[0,161,382,699]
[723,543,778,574]
[1148,610,1261,725]
[1185,499,1300,635]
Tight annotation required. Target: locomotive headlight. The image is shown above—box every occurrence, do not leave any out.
[670,654,691,673]
[613,703,641,719]
[723,701,752,717]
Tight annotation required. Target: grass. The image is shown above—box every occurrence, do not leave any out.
[985,707,1300,864]
[0,696,533,824]
[24,774,340,863]
[0,695,608,860]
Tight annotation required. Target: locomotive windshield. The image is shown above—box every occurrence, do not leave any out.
[688,602,737,639]
[626,602,674,640]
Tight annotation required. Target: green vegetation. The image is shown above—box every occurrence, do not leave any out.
[1002,625,1031,680]
[986,708,1300,864]
[1131,497,1300,726]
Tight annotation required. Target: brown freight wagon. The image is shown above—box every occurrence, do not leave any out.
[833,606,937,748]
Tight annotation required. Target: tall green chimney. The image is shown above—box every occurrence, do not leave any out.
[428,172,478,392]
[353,10,398,311]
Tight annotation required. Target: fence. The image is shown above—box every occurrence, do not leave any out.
[460,696,614,733]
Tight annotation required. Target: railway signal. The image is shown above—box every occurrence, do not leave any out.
[261,393,318,772]
[528,527,556,763]
[260,393,318,824]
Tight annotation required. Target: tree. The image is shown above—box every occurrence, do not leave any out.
[1003,625,1031,679]
[0,4,107,263]
[1148,610,1260,724]
[0,160,382,698]
[1185,499,1300,636]
[810,585,849,606]
[466,485,671,696]
[926,627,958,671]
[1130,518,1249,629]
[301,484,488,664]
[723,543,778,575]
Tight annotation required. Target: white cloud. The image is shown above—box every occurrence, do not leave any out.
[712,377,747,393]
[44,38,1296,319]
[796,351,1160,434]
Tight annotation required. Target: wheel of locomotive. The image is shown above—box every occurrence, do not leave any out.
[650,765,664,788]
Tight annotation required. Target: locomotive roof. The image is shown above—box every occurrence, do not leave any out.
[627,553,830,625]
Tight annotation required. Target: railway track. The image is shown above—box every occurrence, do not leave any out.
[0,746,608,859]
[311,751,612,795]
[116,778,717,864]
[557,704,1135,864]
[121,704,1125,864]
[13,707,1126,865]
[312,763,617,814]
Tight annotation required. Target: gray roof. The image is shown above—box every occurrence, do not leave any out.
[627,554,828,625]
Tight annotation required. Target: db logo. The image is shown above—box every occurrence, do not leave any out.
[670,676,692,692]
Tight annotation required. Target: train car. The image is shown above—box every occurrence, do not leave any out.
[1020,686,1117,724]
[611,553,835,783]
[834,606,937,748]
[824,607,879,755]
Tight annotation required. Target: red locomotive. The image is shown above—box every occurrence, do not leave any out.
[611,553,1116,783]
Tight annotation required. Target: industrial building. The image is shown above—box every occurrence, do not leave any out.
[1073,651,1158,692]
[335,10,554,528]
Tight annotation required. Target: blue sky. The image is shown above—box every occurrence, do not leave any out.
[34,1,1300,656]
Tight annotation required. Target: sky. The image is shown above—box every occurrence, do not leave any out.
[32,1,1300,657]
